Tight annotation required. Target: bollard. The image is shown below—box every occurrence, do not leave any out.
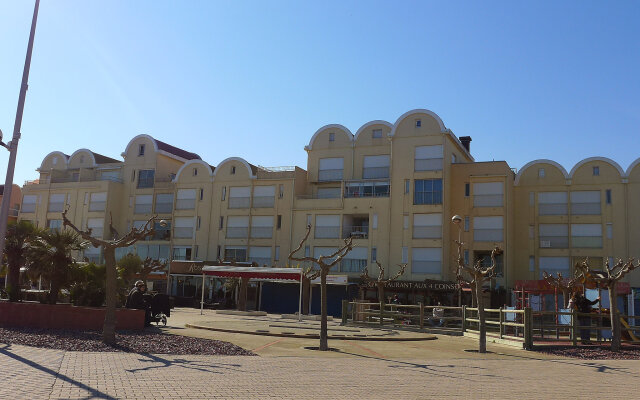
[341,300,348,325]
[419,302,424,330]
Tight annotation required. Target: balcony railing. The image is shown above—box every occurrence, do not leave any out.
[252,196,275,208]
[318,169,343,182]
[539,236,569,248]
[411,260,442,274]
[414,158,443,172]
[362,167,389,179]
[571,236,603,248]
[473,194,503,208]
[344,180,390,198]
[538,203,568,216]
[340,259,367,273]
[571,202,601,215]
[250,227,273,238]
[412,226,442,239]
[32,174,124,185]
[226,227,249,238]
[229,196,250,209]
[342,225,369,239]
[315,226,340,239]
[473,229,504,242]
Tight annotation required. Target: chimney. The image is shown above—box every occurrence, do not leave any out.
[459,136,472,153]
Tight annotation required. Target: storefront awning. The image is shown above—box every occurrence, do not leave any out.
[202,266,302,281]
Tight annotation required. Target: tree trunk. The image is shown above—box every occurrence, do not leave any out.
[608,284,621,352]
[102,247,117,345]
[302,276,310,314]
[7,263,21,302]
[238,278,249,311]
[48,278,60,305]
[475,278,487,353]
[377,282,385,304]
[319,269,329,351]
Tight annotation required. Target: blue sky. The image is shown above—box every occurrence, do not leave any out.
[0,1,638,185]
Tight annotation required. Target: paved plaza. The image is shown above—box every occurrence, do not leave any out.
[1,308,639,399]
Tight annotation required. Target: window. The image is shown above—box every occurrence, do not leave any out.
[463,250,469,265]
[593,166,600,176]
[539,257,570,279]
[401,247,408,263]
[89,192,107,212]
[414,179,443,205]
[413,214,442,239]
[315,215,340,238]
[529,256,535,272]
[52,157,57,165]
[153,220,171,240]
[340,247,368,273]
[411,248,442,274]
[226,216,249,238]
[224,246,246,262]
[570,191,600,215]
[228,186,251,208]
[318,158,344,181]
[606,223,613,240]
[199,188,204,200]
[249,246,271,266]
[138,144,145,156]
[217,245,221,259]
[464,216,469,232]
[473,182,503,207]
[403,215,409,230]
[538,192,568,215]
[464,183,470,197]
[414,145,443,171]
[172,246,192,261]
[131,170,136,182]
[176,189,197,210]
[306,214,312,226]
[79,155,85,163]
[538,168,545,178]
[155,193,173,214]
[193,168,198,176]
[197,216,201,230]
[253,186,276,208]
[371,247,377,262]
[317,187,341,199]
[606,189,611,204]
[231,166,236,174]
[344,181,389,198]
[219,216,224,230]
[221,187,226,201]
[539,224,569,248]
[275,246,280,261]
[279,184,284,199]
[251,216,273,238]
[451,154,457,164]
[137,169,155,188]
[304,245,310,257]
[329,133,335,142]
[372,129,382,138]
[21,195,37,213]
[571,224,602,248]
[48,219,63,232]
[363,155,390,179]
[405,179,410,194]
[415,119,421,127]
[277,215,282,229]
[48,194,66,213]
[84,193,89,205]
[174,217,195,239]
[473,216,504,242]
[372,214,378,229]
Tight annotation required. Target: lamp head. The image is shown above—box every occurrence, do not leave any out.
[158,219,168,228]
[451,215,463,225]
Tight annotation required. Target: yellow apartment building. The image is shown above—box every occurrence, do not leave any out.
[17,109,640,311]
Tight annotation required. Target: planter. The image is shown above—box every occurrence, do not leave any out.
[0,301,144,330]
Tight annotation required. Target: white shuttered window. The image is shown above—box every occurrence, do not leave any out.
[412,213,442,239]
[363,155,390,179]
[473,216,503,242]
[229,187,251,208]
[473,182,503,207]
[414,145,443,171]
[89,192,107,212]
[226,216,249,238]
[251,216,273,238]
[318,158,344,181]
[412,248,442,274]
[315,215,340,238]
[174,217,195,239]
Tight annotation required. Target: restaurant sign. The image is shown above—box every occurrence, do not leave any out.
[362,279,460,291]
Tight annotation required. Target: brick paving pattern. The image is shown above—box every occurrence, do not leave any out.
[1,342,639,399]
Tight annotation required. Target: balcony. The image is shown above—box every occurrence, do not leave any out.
[229,196,250,209]
[473,194,503,208]
[340,259,367,273]
[250,227,273,239]
[252,196,275,208]
[342,225,368,239]
[539,236,569,248]
[226,227,249,238]
[362,167,389,179]
[318,169,343,182]
[344,180,389,198]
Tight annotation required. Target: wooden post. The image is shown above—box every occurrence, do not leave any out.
[341,300,348,325]
[419,302,424,330]
[499,307,504,339]
[571,309,578,346]
[524,307,532,350]
[379,301,384,327]
[461,305,467,333]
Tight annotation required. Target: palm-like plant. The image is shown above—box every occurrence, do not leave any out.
[4,221,41,301]
[27,229,89,304]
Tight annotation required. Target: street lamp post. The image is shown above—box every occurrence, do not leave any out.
[0,0,40,278]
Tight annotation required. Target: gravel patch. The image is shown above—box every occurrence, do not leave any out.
[534,344,640,360]
[0,326,255,356]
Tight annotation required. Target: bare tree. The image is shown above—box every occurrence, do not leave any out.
[289,225,353,351]
[542,271,582,308]
[139,257,168,283]
[454,239,502,354]
[575,258,639,351]
[62,208,159,345]
[360,261,407,304]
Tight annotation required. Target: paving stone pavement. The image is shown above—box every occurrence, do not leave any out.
[1,342,639,399]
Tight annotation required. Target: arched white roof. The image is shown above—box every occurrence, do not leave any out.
[568,157,625,178]
[123,134,159,156]
[515,159,570,185]
[389,109,446,137]
[626,157,640,176]
[174,159,214,182]
[305,124,353,150]
[353,120,394,142]
[69,149,96,167]
[39,151,69,170]
[212,157,256,179]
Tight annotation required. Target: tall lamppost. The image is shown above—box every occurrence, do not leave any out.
[0,0,40,274]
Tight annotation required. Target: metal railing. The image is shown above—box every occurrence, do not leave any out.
[473,194,503,207]
[342,225,369,239]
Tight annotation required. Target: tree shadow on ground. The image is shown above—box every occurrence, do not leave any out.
[0,343,116,400]
[125,352,246,374]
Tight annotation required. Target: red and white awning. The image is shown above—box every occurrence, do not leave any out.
[202,266,302,281]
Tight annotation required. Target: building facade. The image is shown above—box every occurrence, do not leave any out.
[17,109,640,305]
